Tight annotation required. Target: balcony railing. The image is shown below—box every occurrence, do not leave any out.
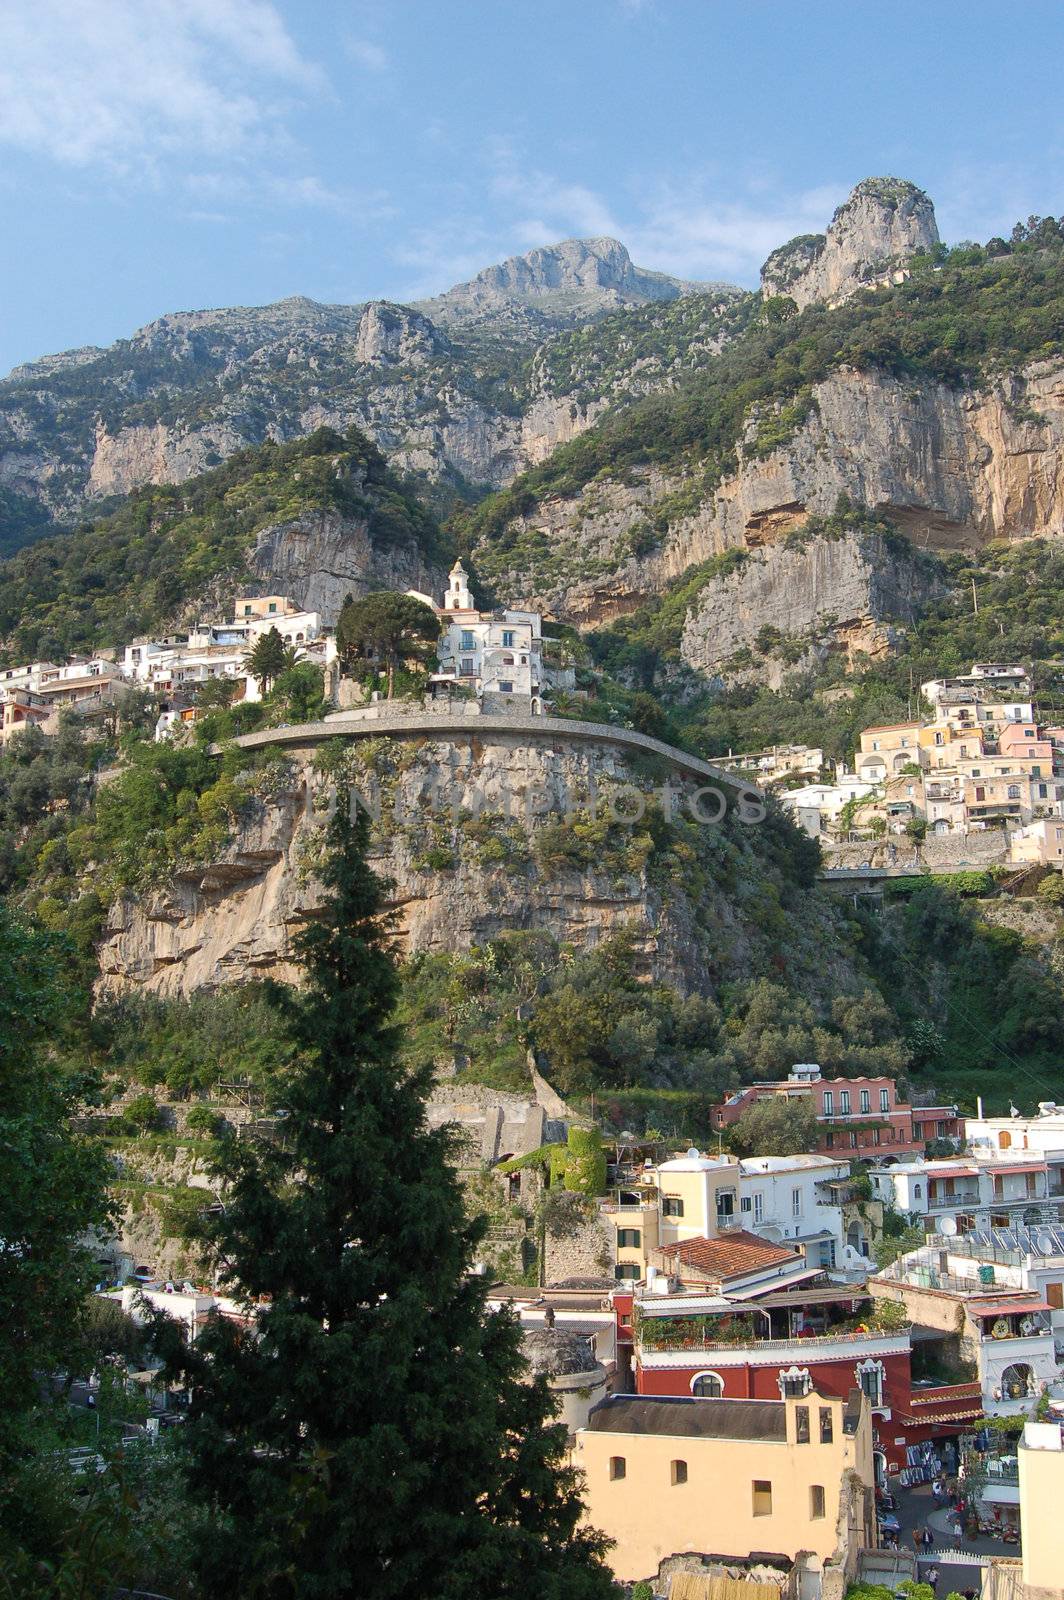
[638,1315,909,1354]
[927,1189,982,1207]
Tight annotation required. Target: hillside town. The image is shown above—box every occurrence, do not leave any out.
[8,563,1064,1593]
[77,1047,1064,1598]
[0,559,578,746]
[717,663,1064,867]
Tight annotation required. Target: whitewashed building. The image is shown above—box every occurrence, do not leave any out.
[423,560,574,715]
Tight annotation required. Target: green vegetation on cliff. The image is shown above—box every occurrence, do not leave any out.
[0,425,443,661]
[459,218,1064,567]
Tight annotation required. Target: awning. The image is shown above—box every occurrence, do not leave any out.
[971,1298,1051,1318]
[987,1163,1048,1176]
[734,1268,830,1299]
[979,1484,1021,1505]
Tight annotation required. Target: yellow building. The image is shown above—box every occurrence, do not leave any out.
[856,722,923,781]
[574,1389,874,1586]
[983,1419,1064,1600]
[919,719,986,770]
[606,1153,738,1282]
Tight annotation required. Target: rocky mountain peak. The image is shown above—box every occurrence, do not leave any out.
[761,176,939,312]
[416,236,738,333]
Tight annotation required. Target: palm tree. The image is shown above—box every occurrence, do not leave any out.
[244,626,287,695]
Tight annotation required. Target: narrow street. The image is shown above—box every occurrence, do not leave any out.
[893,1481,1019,1594]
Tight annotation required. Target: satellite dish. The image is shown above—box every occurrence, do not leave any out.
[938,1217,958,1236]
[1036,1233,1055,1256]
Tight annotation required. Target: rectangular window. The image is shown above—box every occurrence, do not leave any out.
[822,1089,833,1116]
[460,630,475,650]
[849,1131,858,1149]
[872,1127,881,1146]
[715,1191,735,1220]
[502,630,514,648]
[791,1187,801,1217]
[860,1089,871,1113]
[498,681,514,694]
[795,1406,810,1443]
[243,604,252,616]
[1046,1282,1064,1310]
[839,1090,851,1115]
[754,1193,764,1223]
[880,1088,890,1112]
[616,1229,641,1248]
[752,1480,772,1517]
[460,658,474,676]
[671,1460,688,1485]
[609,1457,626,1481]
[662,1196,684,1218]
[819,1408,833,1444]
[824,1130,834,1149]
[741,1196,752,1212]
[810,1485,826,1520]
[613,1263,640,1281]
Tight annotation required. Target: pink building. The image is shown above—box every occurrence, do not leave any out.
[710,1066,960,1161]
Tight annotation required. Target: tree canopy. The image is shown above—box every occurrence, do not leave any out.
[336,590,440,698]
[152,805,614,1599]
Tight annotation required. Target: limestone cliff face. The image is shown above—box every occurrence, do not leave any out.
[761,178,939,311]
[481,359,1064,624]
[679,532,947,688]
[246,509,444,623]
[93,728,845,1008]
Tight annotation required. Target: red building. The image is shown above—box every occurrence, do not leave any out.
[709,1065,961,1160]
[613,1279,982,1482]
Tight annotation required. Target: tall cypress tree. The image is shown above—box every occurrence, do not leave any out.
[158,804,613,1599]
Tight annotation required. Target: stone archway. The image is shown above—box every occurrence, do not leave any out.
[1001,1363,1035,1400]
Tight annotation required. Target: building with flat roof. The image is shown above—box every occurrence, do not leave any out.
[573,1388,874,1586]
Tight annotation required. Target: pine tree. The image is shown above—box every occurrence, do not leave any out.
[336,591,439,698]
[157,805,613,1599]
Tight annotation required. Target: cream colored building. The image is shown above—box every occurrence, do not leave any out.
[605,1152,851,1284]
[573,1389,874,1585]
[983,1419,1064,1600]
[856,722,922,782]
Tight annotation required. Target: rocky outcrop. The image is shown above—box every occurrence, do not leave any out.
[246,508,444,623]
[480,359,1064,624]
[416,237,733,333]
[0,240,739,532]
[88,418,248,499]
[93,726,848,1009]
[679,531,947,688]
[761,178,939,311]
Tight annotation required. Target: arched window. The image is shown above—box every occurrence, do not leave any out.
[691,1372,723,1398]
[999,1131,1012,1150]
[856,1358,885,1407]
[777,1365,812,1398]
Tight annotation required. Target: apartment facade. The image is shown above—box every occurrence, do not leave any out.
[604,1152,854,1285]
[710,1065,960,1161]
[870,1152,1064,1235]
[573,1389,874,1584]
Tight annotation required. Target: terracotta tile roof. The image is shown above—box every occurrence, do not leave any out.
[659,1232,801,1280]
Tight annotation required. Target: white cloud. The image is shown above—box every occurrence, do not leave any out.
[0,0,321,169]
[624,180,847,283]
[344,37,389,72]
[480,151,848,286]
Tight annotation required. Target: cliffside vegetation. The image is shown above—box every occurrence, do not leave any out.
[0,426,443,661]
[458,216,1064,571]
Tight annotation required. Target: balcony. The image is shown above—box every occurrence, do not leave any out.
[927,1187,981,1208]
[638,1326,910,1370]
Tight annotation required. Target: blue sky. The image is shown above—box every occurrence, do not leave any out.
[1,0,1062,374]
